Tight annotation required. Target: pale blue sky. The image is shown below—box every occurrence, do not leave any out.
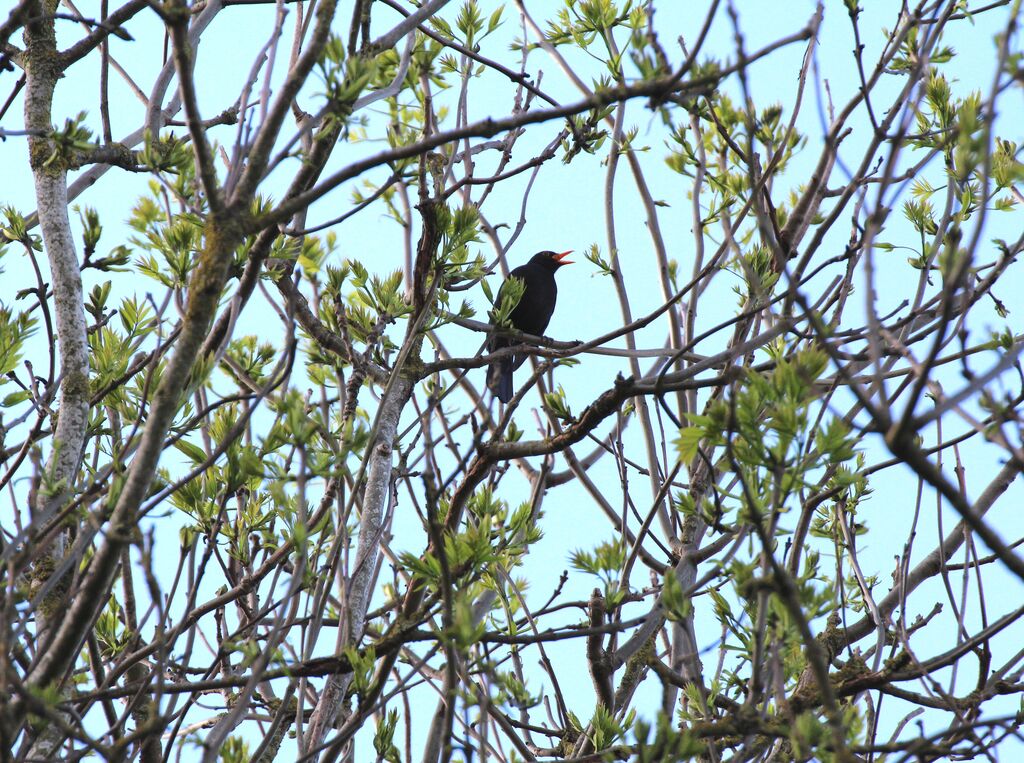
[3,0,1023,758]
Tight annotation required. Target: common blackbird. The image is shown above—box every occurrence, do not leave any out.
[486,250,573,403]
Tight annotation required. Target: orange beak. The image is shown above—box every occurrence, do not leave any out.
[553,250,574,265]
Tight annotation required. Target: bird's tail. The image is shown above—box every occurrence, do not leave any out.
[487,355,513,404]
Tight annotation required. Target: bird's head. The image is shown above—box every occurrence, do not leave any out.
[530,250,574,270]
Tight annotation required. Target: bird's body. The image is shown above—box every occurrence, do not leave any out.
[487,250,573,403]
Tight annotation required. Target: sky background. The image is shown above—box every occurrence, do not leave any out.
[3,0,1024,758]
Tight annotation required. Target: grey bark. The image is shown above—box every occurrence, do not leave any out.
[304,376,415,759]
[20,2,91,757]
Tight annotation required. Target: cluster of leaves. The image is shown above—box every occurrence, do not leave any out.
[570,536,627,603]
[0,308,38,408]
[398,488,542,597]
[677,347,858,523]
[430,0,505,54]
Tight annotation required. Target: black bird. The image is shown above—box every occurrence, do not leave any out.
[486,250,573,403]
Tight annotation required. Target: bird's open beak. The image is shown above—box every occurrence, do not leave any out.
[554,250,574,265]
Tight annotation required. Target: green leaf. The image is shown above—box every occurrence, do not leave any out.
[675,426,704,462]
[662,571,692,621]
[2,390,31,407]
[174,440,209,465]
